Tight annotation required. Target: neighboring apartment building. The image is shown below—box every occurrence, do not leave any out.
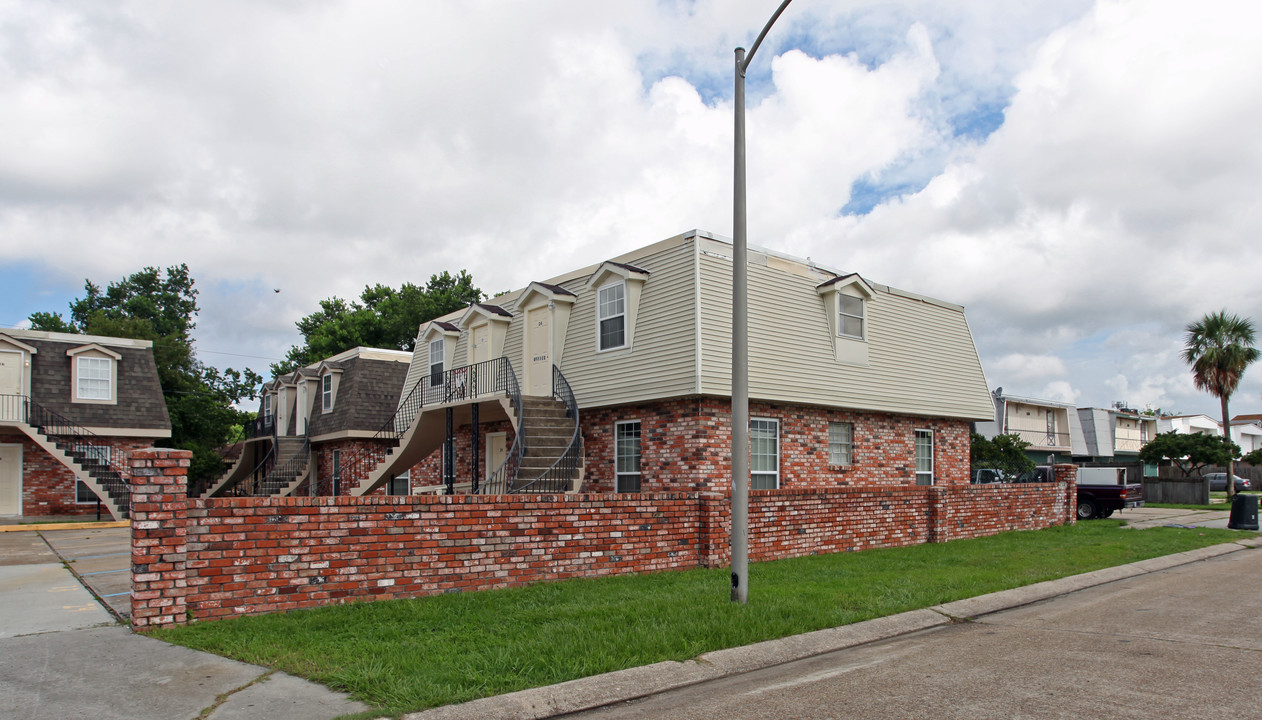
[975,389,1082,464]
[1158,413,1222,437]
[1076,406,1158,463]
[335,230,995,497]
[0,329,170,519]
[201,346,411,498]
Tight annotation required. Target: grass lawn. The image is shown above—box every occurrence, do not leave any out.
[153,521,1252,717]
[1149,490,1260,511]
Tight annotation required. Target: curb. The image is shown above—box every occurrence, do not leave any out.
[403,538,1259,720]
[0,521,130,533]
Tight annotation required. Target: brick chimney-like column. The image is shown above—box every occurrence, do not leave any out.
[129,448,191,630]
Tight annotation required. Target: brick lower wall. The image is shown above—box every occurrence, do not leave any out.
[129,450,1077,630]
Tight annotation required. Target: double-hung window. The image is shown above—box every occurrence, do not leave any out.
[77,357,112,400]
[839,295,865,339]
[828,422,853,466]
[597,283,626,351]
[615,420,641,492]
[429,338,444,387]
[750,418,780,489]
[321,374,333,412]
[915,429,934,486]
[387,470,410,496]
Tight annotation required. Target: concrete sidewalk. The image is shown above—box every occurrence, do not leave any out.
[0,529,369,720]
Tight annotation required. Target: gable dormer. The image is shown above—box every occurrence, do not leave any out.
[816,273,875,366]
[66,343,123,405]
[314,361,344,414]
[459,303,513,365]
[418,321,461,389]
[584,261,650,353]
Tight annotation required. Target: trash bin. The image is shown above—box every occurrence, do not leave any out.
[1227,493,1259,531]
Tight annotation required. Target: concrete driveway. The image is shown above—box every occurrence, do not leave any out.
[0,525,370,720]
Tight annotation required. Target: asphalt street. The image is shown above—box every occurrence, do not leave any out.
[559,545,1262,720]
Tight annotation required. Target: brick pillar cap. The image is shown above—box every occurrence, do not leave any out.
[131,448,195,460]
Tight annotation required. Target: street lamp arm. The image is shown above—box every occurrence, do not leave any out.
[741,0,795,74]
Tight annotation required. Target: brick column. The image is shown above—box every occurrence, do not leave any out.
[129,448,192,630]
[1053,463,1078,526]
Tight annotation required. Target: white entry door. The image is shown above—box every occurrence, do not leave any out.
[485,432,507,480]
[526,306,551,396]
[0,443,21,515]
[0,351,22,421]
[471,322,491,365]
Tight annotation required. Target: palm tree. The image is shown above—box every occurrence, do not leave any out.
[1182,311,1260,498]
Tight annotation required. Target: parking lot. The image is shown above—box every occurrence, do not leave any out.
[41,527,132,619]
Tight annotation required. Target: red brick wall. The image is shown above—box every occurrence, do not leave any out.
[581,398,972,493]
[15,435,150,516]
[128,462,1077,629]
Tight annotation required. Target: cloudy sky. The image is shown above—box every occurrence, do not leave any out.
[2,0,1260,418]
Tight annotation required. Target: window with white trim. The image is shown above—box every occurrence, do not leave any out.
[597,282,627,351]
[322,374,333,412]
[429,338,444,387]
[839,295,865,339]
[915,429,934,486]
[615,420,641,492]
[262,393,273,428]
[77,356,112,400]
[828,422,853,466]
[387,470,410,496]
[750,418,780,490]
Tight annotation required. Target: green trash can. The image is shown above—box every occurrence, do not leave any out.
[1228,493,1259,531]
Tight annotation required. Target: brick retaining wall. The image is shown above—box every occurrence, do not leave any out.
[129,450,1076,630]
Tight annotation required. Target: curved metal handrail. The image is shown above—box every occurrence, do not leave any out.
[478,358,524,495]
[514,365,581,494]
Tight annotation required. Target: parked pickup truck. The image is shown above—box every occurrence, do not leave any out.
[1076,467,1144,520]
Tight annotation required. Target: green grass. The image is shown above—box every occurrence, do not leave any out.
[153,522,1251,717]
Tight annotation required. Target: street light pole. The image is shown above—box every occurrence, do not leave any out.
[732,0,794,605]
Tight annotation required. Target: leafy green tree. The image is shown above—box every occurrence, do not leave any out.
[970,432,1037,479]
[1243,447,1262,468]
[273,271,483,375]
[29,265,261,483]
[1182,311,1260,498]
[1138,431,1239,478]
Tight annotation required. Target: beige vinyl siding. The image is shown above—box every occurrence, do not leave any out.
[698,248,993,421]
[557,241,698,408]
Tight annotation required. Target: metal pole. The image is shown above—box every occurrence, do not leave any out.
[731,46,750,605]
[731,0,795,605]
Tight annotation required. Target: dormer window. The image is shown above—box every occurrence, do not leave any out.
[67,344,121,404]
[597,282,627,351]
[586,260,649,354]
[429,338,444,387]
[322,374,333,412]
[262,392,273,427]
[839,295,865,339]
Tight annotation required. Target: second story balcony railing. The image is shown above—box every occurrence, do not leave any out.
[1006,429,1072,450]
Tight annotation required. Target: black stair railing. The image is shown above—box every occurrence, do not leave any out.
[258,438,311,495]
[514,365,581,494]
[321,356,521,496]
[11,394,133,517]
[476,359,524,495]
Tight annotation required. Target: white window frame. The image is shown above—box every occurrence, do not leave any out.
[321,374,333,413]
[828,422,853,466]
[262,393,273,427]
[839,294,865,340]
[750,418,780,490]
[596,282,627,352]
[615,420,642,493]
[387,469,410,496]
[428,338,445,387]
[76,356,113,401]
[75,445,111,504]
[915,429,934,486]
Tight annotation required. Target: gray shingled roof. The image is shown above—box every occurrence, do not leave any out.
[26,337,170,431]
[306,356,410,437]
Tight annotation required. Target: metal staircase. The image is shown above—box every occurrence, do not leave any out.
[1,394,132,520]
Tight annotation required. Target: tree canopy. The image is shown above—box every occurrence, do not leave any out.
[1182,310,1259,497]
[272,271,483,376]
[29,265,261,483]
[1138,431,1239,478]
[969,432,1037,478]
